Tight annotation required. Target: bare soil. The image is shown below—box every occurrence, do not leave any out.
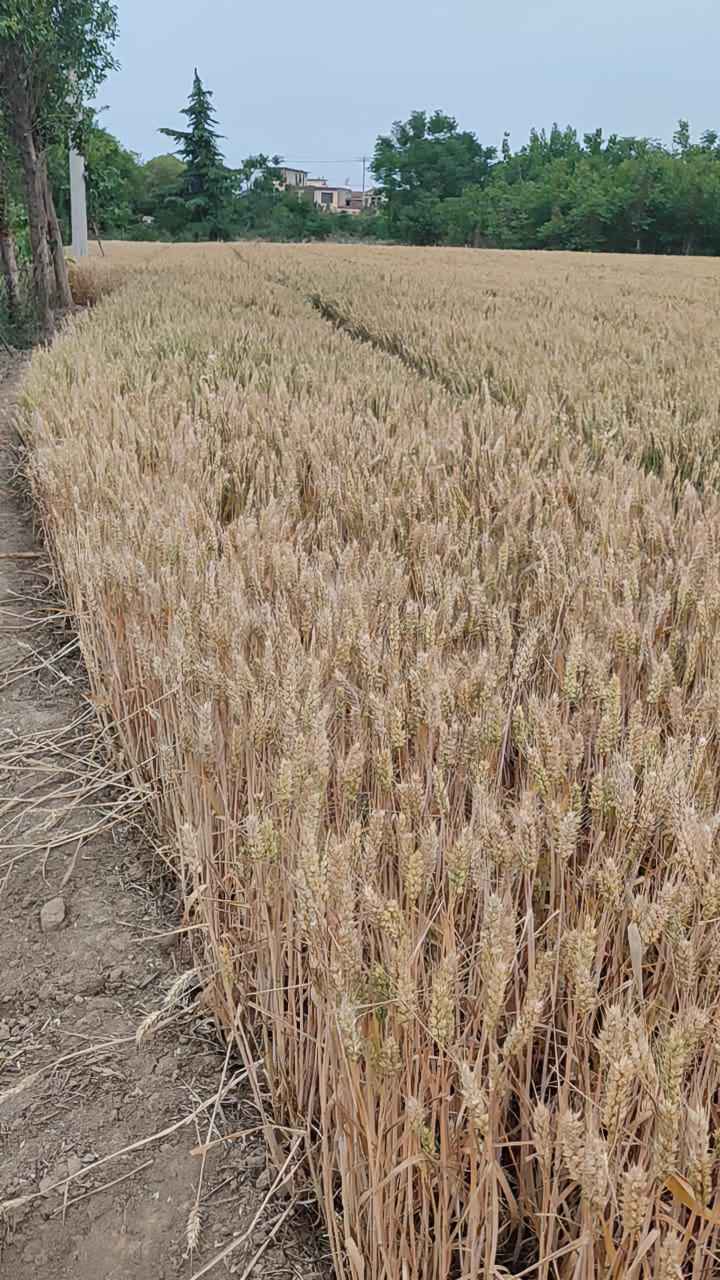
[0,351,327,1279]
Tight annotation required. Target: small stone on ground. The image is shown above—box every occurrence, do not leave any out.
[39,896,66,932]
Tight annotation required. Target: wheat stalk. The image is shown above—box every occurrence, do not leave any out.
[19,238,720,1279]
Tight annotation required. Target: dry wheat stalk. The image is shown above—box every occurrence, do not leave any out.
[18,238,720,1279]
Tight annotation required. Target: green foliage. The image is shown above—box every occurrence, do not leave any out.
[48,114,146,238]
[135,154,185,235]
[231,154,283,233]
[331,209,390,242]
[140,153,185,199]
[262,189,334,242]
[85,128,143,234]
[0,0,118,147]
[378,115,720,255]
[0,144,36,343]
[159,70,233,240]
[372,110,496,244]
[0,0,119,335]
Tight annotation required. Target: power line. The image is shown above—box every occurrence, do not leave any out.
[280,157,368,165]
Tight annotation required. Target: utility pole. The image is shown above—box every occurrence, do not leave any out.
[69,145,88,257]
[362,155,366,195]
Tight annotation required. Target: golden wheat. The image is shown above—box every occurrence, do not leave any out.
[19,240,720,1279]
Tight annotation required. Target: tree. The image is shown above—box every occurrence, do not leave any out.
[372,110,496,244]
[134,154,186,236]
[142,153,186,191]
[0,129,21,322]
[159,71,231,241]
[0,32,53,335]
[265,188,334,242]
[0,176,20,323]
[140,153,186,208]
[231,153,283,233]
[83,126,143,236]
[673,119,690,156]
[386,113,720,256]
[0,0,117,336]
[49,113,148,239]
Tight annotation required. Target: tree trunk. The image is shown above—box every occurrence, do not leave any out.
[0,176,20,322]
[40,154,74,310]
[3,68,53,340]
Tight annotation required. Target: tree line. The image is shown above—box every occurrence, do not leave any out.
[49,71,352,246]
[46,94,720,261]
[373,111,720,255]
[3,5,720,342]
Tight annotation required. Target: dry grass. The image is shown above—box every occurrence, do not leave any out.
[16,240,720,1278]
[67,241,174,306]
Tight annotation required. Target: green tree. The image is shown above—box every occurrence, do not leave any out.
[135,154,186,236]
[0,136,21,323]
[265,188,334,242]
[83,126,143,236]
[673,119,691,155]
[372,110,496,244]
[0,0,117,336]
[48,113,145,239]
[159,70,231,240]
[140,153,185,207]
[231,153,282,233]
[424,117,720,256]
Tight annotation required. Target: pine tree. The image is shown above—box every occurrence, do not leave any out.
[160,70,230,240]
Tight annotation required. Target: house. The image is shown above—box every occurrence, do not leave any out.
[276,166,382,214]
[306,179,357,213]
[307,183,386,213]
[363,187,384,209]
[277,166,308,189]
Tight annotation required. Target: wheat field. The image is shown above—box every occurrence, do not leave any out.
[19,241,720,1279]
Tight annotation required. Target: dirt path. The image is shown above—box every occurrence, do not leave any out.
[0,351,325,1279]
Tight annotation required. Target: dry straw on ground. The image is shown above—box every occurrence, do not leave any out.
[17,240,720,1278]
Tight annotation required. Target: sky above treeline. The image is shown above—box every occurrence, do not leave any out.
[102,0,720,190]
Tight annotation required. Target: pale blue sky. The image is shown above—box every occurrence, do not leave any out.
[101,0,719,188]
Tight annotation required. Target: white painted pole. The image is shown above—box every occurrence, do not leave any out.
[69,146,89,257]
